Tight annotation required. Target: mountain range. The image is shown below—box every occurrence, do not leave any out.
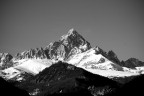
[0,29,144,96]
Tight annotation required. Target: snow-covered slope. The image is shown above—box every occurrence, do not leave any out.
[67,48,141,77]
[67,48,122,70]
[0,59,53,81]
[14,59,50,74]
[82,68,139,78]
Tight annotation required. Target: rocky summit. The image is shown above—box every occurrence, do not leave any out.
[47,28,91,60]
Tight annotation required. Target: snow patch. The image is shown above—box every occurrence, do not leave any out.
[81,66,139,77]
[14,59,50,74]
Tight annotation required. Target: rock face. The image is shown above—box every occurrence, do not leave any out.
[0,53,13,70]
[121,58,144,68]
[48,29,91,60]
[0,53,13,63]
[15,47,49,60]
[107,50,121,64]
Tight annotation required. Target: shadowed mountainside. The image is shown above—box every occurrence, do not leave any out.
[113,74,144,96]
[16,61,120,96]
[0,77,29,96]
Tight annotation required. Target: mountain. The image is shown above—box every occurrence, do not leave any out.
[121,58,144,69]
[47,28,91,60]
[16,61,120,96]
[0,28,144,82]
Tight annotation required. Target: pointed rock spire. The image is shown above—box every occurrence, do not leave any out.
[107,50,121,64]
[48,29,91,60]
[60,28,79,41]
[67,28,76,36]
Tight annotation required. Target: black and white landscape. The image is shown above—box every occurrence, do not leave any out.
[0,29,144,96]
[1,0,144,96]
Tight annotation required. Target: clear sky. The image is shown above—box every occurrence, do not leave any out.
[0,0,144,61]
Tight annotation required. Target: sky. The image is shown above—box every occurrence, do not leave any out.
[0,0,144,61]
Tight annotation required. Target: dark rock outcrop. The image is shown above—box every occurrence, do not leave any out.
[0,53,13,70]
[107,50,121,64]
[15,47,49,60]
[115,74,144,96]
[0,53,13,63]
[121,58,144,69]
[0,77,29,96]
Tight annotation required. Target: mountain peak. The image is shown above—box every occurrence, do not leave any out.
[67,28,76,35]
[48,29,91,60]
[60,28,79,41]
[107,50,121,64]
